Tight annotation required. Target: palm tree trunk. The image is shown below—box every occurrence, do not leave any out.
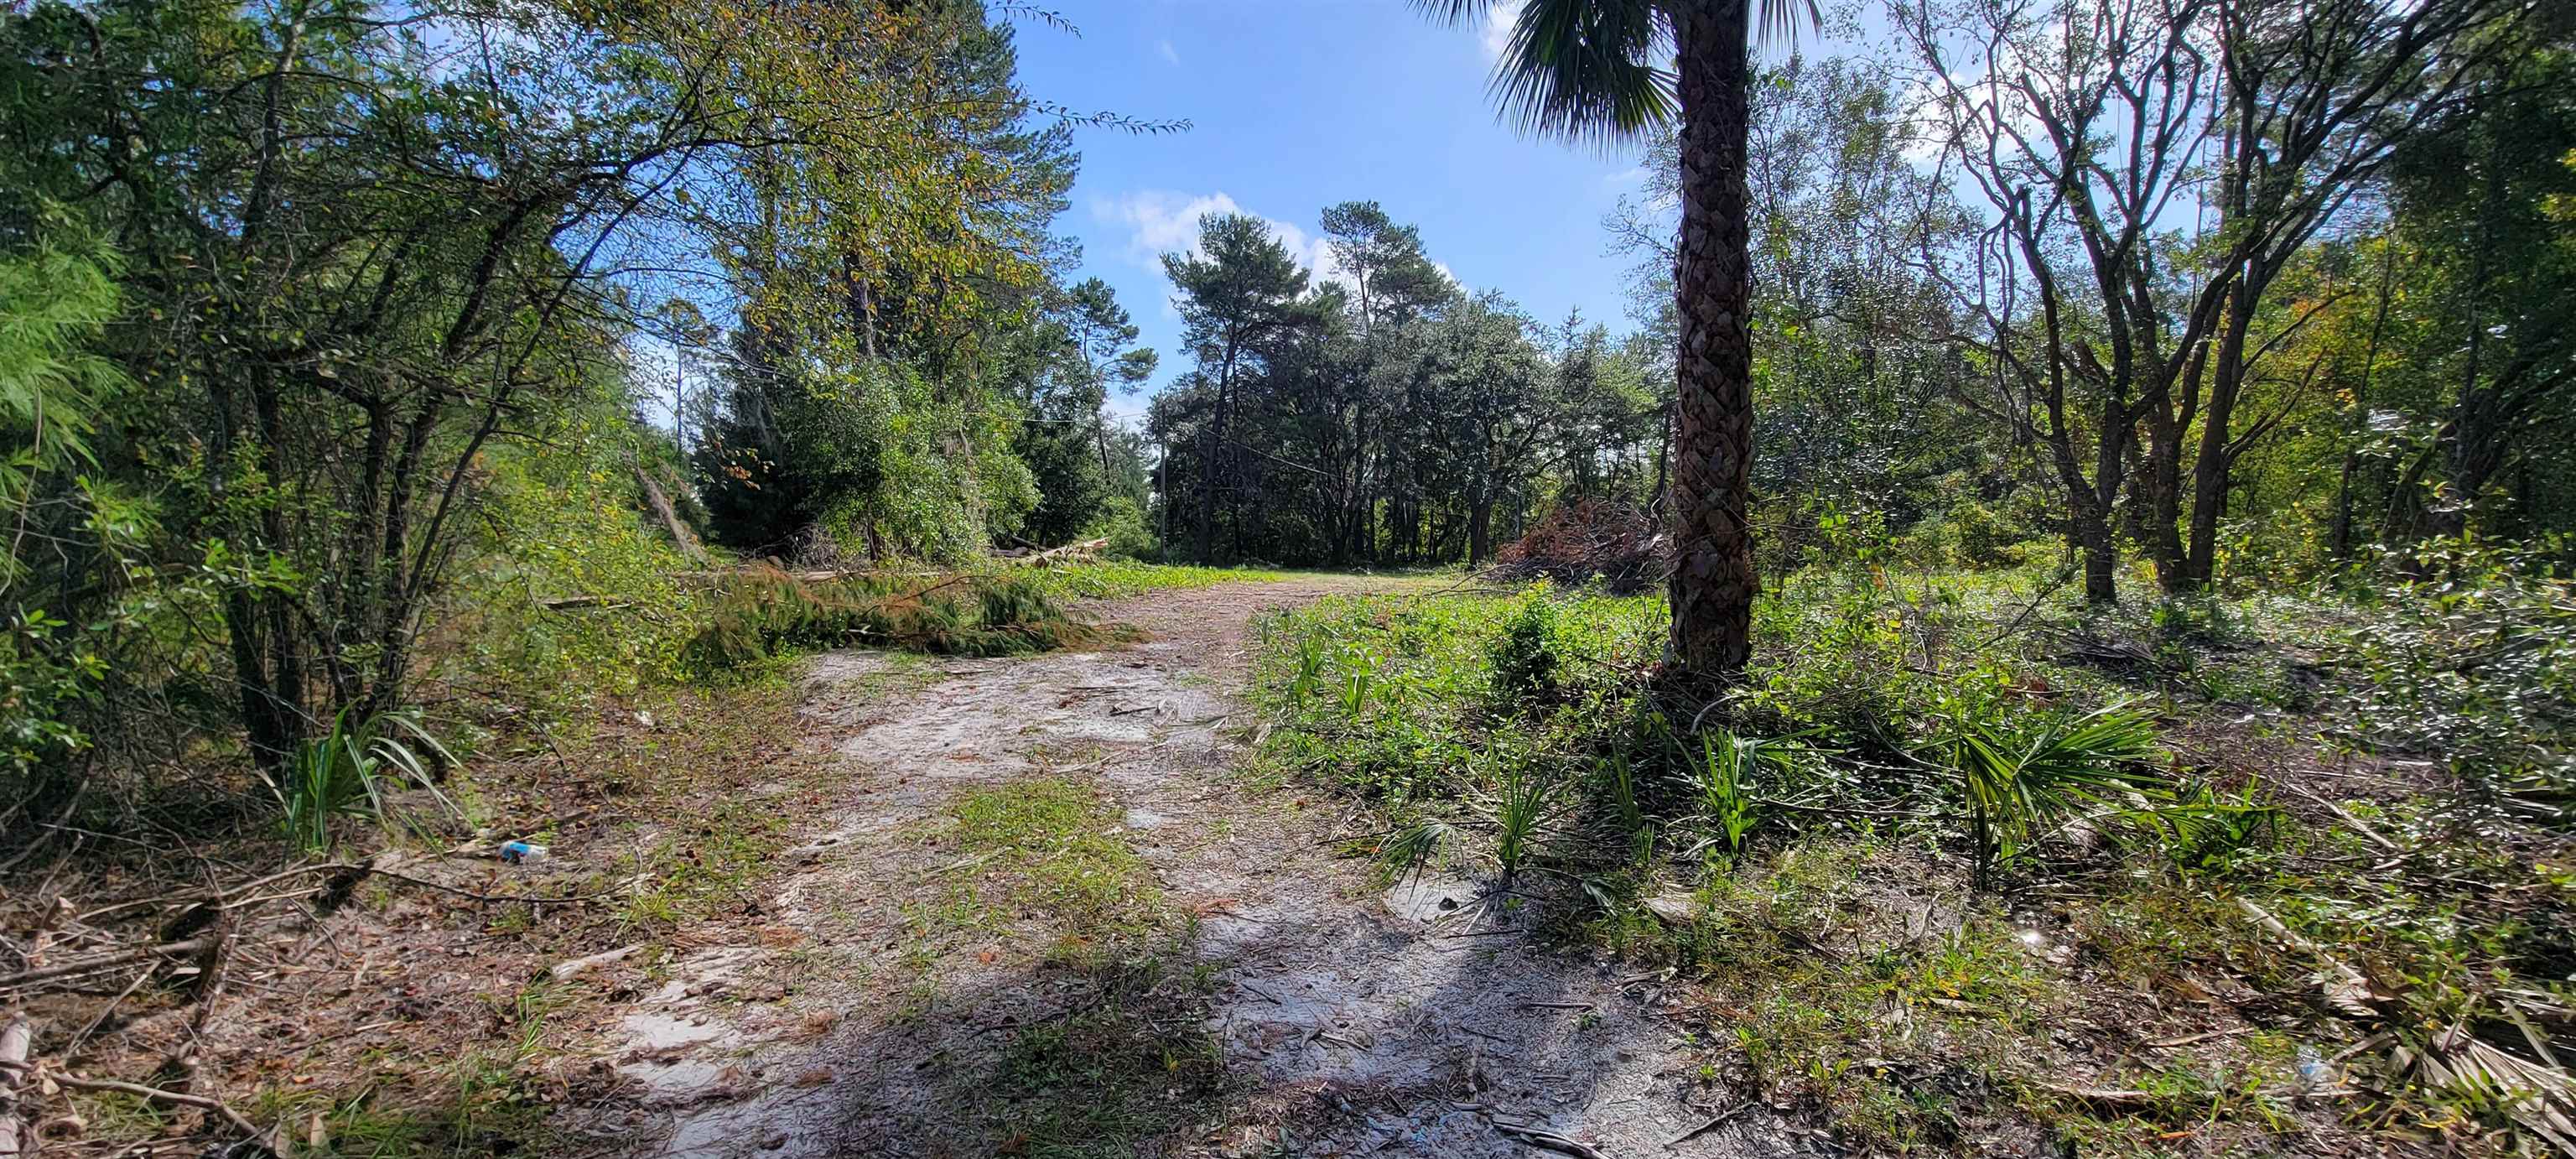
[1667,0,1758,682]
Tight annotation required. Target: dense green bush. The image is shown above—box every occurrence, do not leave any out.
[1084,495,1161,560]
[2341,535,2576,822]
[439,395,709,707]
[1489,584,1576,704]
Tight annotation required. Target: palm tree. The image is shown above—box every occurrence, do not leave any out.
[1416,0,1812,683]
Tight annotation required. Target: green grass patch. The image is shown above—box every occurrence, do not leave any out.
[1246,560,2576,1155]
[1606,840,2060,1150]
[1011,559,1289,600]
[947,777,1166,943]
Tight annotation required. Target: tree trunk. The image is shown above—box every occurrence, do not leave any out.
[2145,341,2203,591]
[636,466,709,565]
[1469,488,1493,567]
[2184,282,2253,586]
[2075,493,2116,604]
[1666,0,1759,683]
[1649,400,1672,518]
[1195,387,1226,564]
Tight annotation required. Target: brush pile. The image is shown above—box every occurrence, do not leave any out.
[683,566,1124,669]
[1489,499,1667,593]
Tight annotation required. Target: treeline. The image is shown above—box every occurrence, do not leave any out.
[1145,0,2575,602]
[1145,207,1665,568]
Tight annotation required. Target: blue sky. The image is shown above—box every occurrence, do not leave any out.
[1007,3,1657,423]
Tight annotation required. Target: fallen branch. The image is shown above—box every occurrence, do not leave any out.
[2044,1082,2156,1109]
[997,538,1107,567]
[49,1073,262,1141]
[2275,781,2402,855]
[1486,1110,1610,1159]
[537,595,636,611]
[548,943,644,982]
[1663,1101,1752,1148]
[1,1015,31,1158]
[0,938,211,992]
[77,859,609,935]
[2148,1027,2249,1050]
[2236,897,2379,1017]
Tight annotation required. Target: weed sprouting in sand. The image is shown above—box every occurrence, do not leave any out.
[1691,728,1798,855]
[1489,754,1564,885]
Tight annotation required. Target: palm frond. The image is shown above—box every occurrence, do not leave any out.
[1410,0,1507,22]
[1490,0,1678,147]
[1754,0,1825,48]
[1416,0,1817,148]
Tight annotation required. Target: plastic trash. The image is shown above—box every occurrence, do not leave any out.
[2295,1046,2332,1091]
[498,840,549,865]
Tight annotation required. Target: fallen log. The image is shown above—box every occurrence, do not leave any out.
[634,466,709,565]
[1000,538,1108,567]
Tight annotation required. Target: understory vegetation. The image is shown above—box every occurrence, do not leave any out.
[1253,540,2576,1155]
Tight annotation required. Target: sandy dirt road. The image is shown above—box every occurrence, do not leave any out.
[601,578,1805,1158]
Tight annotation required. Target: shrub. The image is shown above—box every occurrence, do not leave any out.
[1083,495,1161,561]
[1490,586,1571,703]
[2340,535,2576,824]
[1491,499,1665,592]
[439,400,709,708]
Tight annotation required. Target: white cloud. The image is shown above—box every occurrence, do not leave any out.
[1090,190,1345,288]
[1154,38,1180,65]
[1481,0,1524,60]
[1093,190,1249,266]
[1604,164,1649,185]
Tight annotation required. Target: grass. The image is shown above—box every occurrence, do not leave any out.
[236,980,574,1156]
[1011,559,1290,600]
[1246,558,2576,1156]
[982,950,1229,1158]
[1595,840,2061,1150]
[896,772,1233,1156]
[943,777,1166,945]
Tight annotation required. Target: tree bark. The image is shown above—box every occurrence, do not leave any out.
[1666,0,1760,682]
[2434,115,2510,539]
[1469,487,1493,567]
[2184,280,2254,586]
[636,466,709,565]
